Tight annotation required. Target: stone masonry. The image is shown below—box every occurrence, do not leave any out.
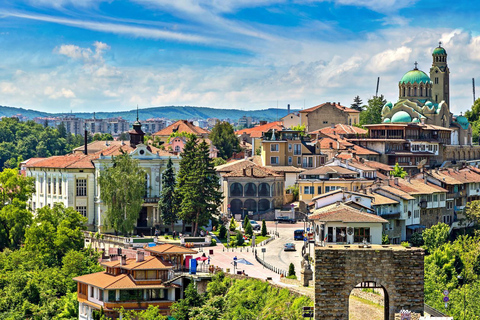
[314,245,424,320]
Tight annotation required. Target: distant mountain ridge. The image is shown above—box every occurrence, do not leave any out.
[0,105,298,122]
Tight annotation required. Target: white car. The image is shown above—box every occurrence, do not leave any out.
[249,220,261,231]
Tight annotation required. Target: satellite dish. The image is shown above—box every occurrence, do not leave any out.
[417,159,427,169]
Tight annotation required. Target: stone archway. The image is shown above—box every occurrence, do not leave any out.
[314,246,424,320]
[349,281,389,320]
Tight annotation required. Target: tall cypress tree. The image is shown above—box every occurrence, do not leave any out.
[158,158,177,233]
[177,139,223,236]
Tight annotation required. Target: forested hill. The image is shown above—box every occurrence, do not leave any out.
[0,105,298,122]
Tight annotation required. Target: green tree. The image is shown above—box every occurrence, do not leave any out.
[288,263,296,277]
[177,139,223,236]
[422,223,450,253]
[390,163,408,178]
[465,98,480,123]
[236,231,244,246]
[245,220,253,238]
[382,233,389,245]
[359,94,386,125]
[175,136,197,232]
[209,121,240,159]
[57,122,67,139]
[351,95,364,112]
[464,200,480,227]
[98,153,146,235]
[229,217,236,231]
[409,232,424,247]
[212,157,227,167]
[171,282,204,320]
[219,224,227,239]
[261,219,267,237]
[158,158,177,233]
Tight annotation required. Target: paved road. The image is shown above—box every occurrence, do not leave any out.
[263,221,315,275]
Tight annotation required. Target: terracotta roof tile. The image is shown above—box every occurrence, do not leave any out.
[101,256,173,270]
[309,203,387,223]
[375,185,415,200]
[312,124,367,136]
[371,193,399,205]
[143,243,197,255]
[235,121,284,138]
[24,153,96,169]
[300,102,360,114]
[153,120,209,137]
[74,272,178,290]
[301,165,358,176]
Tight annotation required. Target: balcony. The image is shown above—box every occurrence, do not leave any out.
[144,197,160,203]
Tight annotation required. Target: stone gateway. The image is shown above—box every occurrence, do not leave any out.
[314,245,424,320]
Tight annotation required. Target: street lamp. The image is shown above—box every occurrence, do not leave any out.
[275,220,278,235]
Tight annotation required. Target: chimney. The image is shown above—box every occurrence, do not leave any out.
[260,120,267,125]
[338,102,341,106]
[352,151,357,159]
[250,167,254,177]
[287,104,291,114]
[424,175,428,184]
[394,178,398,186]
[110,254,119,261]
[136,251,144,262]
[331,123,335,129]
[121,255,127,266]
[407,176,411,183]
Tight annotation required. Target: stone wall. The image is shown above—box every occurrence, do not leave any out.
[444,145,480,161]
[314,245,424,320]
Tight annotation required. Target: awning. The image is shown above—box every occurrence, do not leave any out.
[406,224,426,230]
[380,213,401,219]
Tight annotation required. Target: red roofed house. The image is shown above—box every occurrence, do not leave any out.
[235,121,284,154]
[74,243,197,319]
[299,102,360,132]
[152,120,210,144]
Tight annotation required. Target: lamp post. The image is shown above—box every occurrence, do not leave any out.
[275,220,278,235]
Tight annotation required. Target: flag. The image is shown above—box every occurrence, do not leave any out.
[323,235,328,242]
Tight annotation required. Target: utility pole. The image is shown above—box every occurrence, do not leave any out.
[375,77,380,97]
[473,78,476,105]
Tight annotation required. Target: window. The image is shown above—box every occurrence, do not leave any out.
[76,206,87,217]
[53,178,56,195]
[98,289,103,302]
[90,287,94,298]
[354,227,370,243]
[288,156,292,165]
[297,157,301,165]
[270,144,279,152]
[304,186,314,194]
[47,178,51,194]
[294,144,301,155]
[288,144,292,151]
[270,157,279,165]
[414,209,420,218]
[76,179,87,196]
[317,186,322,194]
[323,121,328,124]
[440,194,445,201]
[136,270,146,280]
[433,194,438,202]
[108,290,116,302]
[447,201,453,210]
[59,179,62,195]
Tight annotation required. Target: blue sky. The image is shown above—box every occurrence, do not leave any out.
[0,0,480,114]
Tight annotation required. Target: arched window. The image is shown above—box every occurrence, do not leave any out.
[408,87,411,96]
[245,183,257,197]
[414,87,417,96]
[174,146,181,152]
[145,174,149,197]
[258,199,270,212]
[277,182,282,196]
[258,183,270,197]
[244,199,256,213]
[230,183,243,197]
[272,183,276,197]
[420,86,423,97]
[230,199,242,215]
[403,87,405,97]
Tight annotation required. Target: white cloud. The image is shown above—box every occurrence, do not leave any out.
[367,46,412,73]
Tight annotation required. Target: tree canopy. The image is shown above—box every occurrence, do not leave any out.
[98,153,146,235]
[350,95,364,112]
[390,163,408,178]
[209,121,240,159]
[359,95,386,126]
[158,158,177,232]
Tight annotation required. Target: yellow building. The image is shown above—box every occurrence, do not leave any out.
[297,165,374,202]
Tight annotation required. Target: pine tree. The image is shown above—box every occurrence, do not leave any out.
[177,138,223,236]
[229,217,236,231]
[350,95,364,112]
[245,221,253,238]
[288,263,296,277]
[261,219,267,237]
[158,158,177,233]
[219,224,227,239]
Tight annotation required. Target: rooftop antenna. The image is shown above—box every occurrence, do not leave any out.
[375,77,380,97]
[473,78,476,104]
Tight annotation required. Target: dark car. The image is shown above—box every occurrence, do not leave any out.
[275,216,296,224]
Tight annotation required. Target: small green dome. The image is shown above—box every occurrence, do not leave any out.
[385,101,393,108]
[425,101,433,107]
[383,118,391,123]
[391,111,412,123]
[412,118,420,123]
[455,115,469,130]
[433,47,447,55]
[400,69,431,85]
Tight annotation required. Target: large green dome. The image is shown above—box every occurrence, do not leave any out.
[391,111,412,123]
[433,47,447,55]
[400,69,431,85]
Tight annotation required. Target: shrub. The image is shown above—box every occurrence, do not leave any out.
[243,216,250,228]
[409,232,424,247]
[261,219,267,237]
[236,232,244,246]
[219,224,227,239]
[401,241,411,248]
[382,233,389,245]
[245,221,253,238]
[229,217,237,231]
[211,239,217,246]
[286,275,297,280]
[288,263,295,277]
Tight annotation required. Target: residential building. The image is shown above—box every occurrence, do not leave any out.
[309,203,387,245]
[261,129,327,169]
[238,116,253,128]
[281,112,300,128]
[236,121,284,153]
[167,136,218,158]
[152,120,210,144]
[215,159,284,218]
[299,102,360,132]
[74,243,196,319]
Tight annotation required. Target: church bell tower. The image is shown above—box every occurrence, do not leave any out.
[430,42,450,106]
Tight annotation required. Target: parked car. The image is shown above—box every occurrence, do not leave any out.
[284,243,296,251]
[249,220,261,231]
[275,216,296,224]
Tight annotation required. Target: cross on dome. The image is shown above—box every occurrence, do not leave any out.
[439,41,442,47]
[414,61,418,70]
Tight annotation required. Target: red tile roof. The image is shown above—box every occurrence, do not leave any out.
[216,159,282,178]
[143,243,197,255]
[101,255,173,270]
[235,121,284,138]
[73,272,178,290]
[153,120,209,137]
[309,203,387,223]
[302,165,358,176]
[300,102,360,114]
[24,153,96,169]
[312,124,367,136]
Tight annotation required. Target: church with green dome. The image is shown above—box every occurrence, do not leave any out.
[380,44,472,146]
